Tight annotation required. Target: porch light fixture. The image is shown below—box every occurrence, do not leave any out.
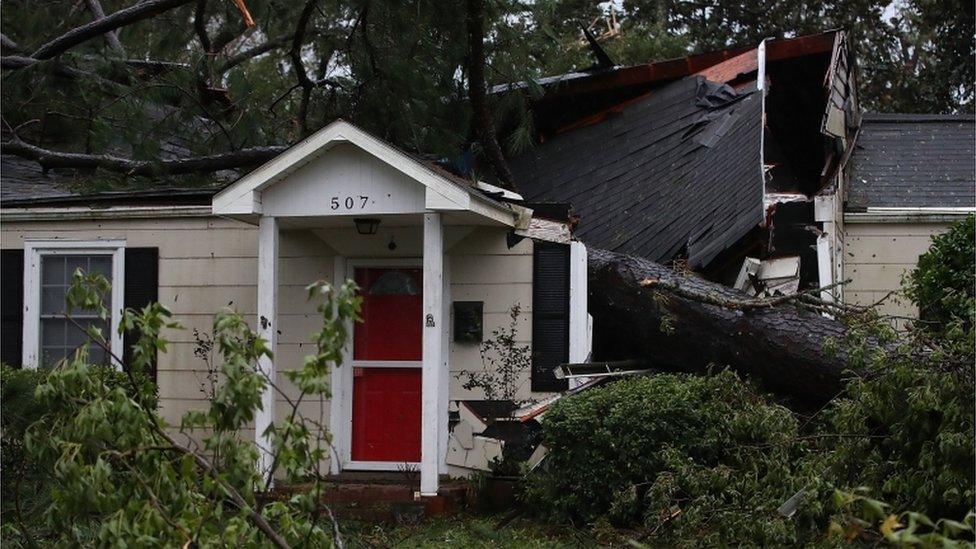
[353,218,380,235]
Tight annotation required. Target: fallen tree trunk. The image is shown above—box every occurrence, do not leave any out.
[587,247,858,407]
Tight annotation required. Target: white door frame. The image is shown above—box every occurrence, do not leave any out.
[334,257,423,472]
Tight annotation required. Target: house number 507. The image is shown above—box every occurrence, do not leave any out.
[330,195,370,210]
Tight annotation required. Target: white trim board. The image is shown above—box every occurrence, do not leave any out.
[345,461,421,472]
[22,239,126,369]
[845,209,975,224]
[2,205,213,222]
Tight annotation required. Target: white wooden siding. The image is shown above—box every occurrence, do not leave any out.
[843,222,950,318]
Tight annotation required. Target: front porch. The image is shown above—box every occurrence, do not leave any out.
[213,120,525,495]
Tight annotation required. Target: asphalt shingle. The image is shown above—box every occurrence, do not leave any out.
[848,113,975,209]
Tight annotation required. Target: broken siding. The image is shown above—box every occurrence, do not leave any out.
[821,33,859,139]
[511,76,764,268]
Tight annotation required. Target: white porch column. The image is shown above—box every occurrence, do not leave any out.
[421,212,444,496]
[256,216,279,483]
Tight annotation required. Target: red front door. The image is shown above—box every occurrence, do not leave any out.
[350,267,422,463]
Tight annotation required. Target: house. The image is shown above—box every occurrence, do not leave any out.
[842,113,976,319]
[0,120,592,497]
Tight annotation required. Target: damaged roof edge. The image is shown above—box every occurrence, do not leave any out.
[494,31,840,100]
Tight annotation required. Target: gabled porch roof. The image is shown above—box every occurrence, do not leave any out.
[212,119,518,227]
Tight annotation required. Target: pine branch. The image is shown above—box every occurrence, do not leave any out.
[2,138,286,175]
[6,0,196,67]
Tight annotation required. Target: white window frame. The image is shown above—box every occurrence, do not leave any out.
[23,240,126,370]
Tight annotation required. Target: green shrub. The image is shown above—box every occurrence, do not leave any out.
[818,358,975,521]
[905,214,975,337]
[525,371,811,546]
[1,363,149,543]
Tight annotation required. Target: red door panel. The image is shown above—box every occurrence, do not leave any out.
[353,268,422,361]
[350,267,423,463]
[351,368,422,462]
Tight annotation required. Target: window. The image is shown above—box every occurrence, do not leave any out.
[23,241,124,369]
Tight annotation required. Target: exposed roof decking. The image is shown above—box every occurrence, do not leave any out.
[848,113,976,209]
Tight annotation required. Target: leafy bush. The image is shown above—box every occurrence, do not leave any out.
[827,488,975,546]
[905,214,975,337]
[525,371,811,546]
[1,363,141,539]
[1,270,360,547]
[818,355,975,521]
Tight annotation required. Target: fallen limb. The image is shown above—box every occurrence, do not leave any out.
[588,247,865,407]
[1,138,285,175]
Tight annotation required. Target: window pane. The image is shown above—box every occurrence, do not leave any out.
[41,347,68,368]
[368,271,421,296]
[67,321,91,346]
[41,319,66,346]
[38,253,114,368]
[41,287,66,315]
[88,347,108,366]
[65,256,87,278]
[67,319,108,347]
[89,256,112,279]
[42,256,66,284]
[40,318,68,368]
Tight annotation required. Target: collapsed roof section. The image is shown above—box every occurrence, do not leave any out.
[847,114,976,209]
[510,76,763,267]
[502,31,858,289]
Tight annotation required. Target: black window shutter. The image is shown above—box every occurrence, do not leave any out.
[531,241,570,392]
[123,248,159,381]
[1,249,25,368]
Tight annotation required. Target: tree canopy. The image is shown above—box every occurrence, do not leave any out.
[1,0,972,189]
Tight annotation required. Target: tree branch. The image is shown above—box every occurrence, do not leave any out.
[290,0,319,89]
[465,0,516,189]
[2,138,286,175]
[194,0,213,53]
[85,0,126,55]
[29,0,195,62]
[217,34,293,74]
[1,33,22,53]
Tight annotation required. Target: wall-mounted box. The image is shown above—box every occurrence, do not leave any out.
[453,301,483,343]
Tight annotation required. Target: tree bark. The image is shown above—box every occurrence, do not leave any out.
[465,0,516,190]
[587,247,857,407]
